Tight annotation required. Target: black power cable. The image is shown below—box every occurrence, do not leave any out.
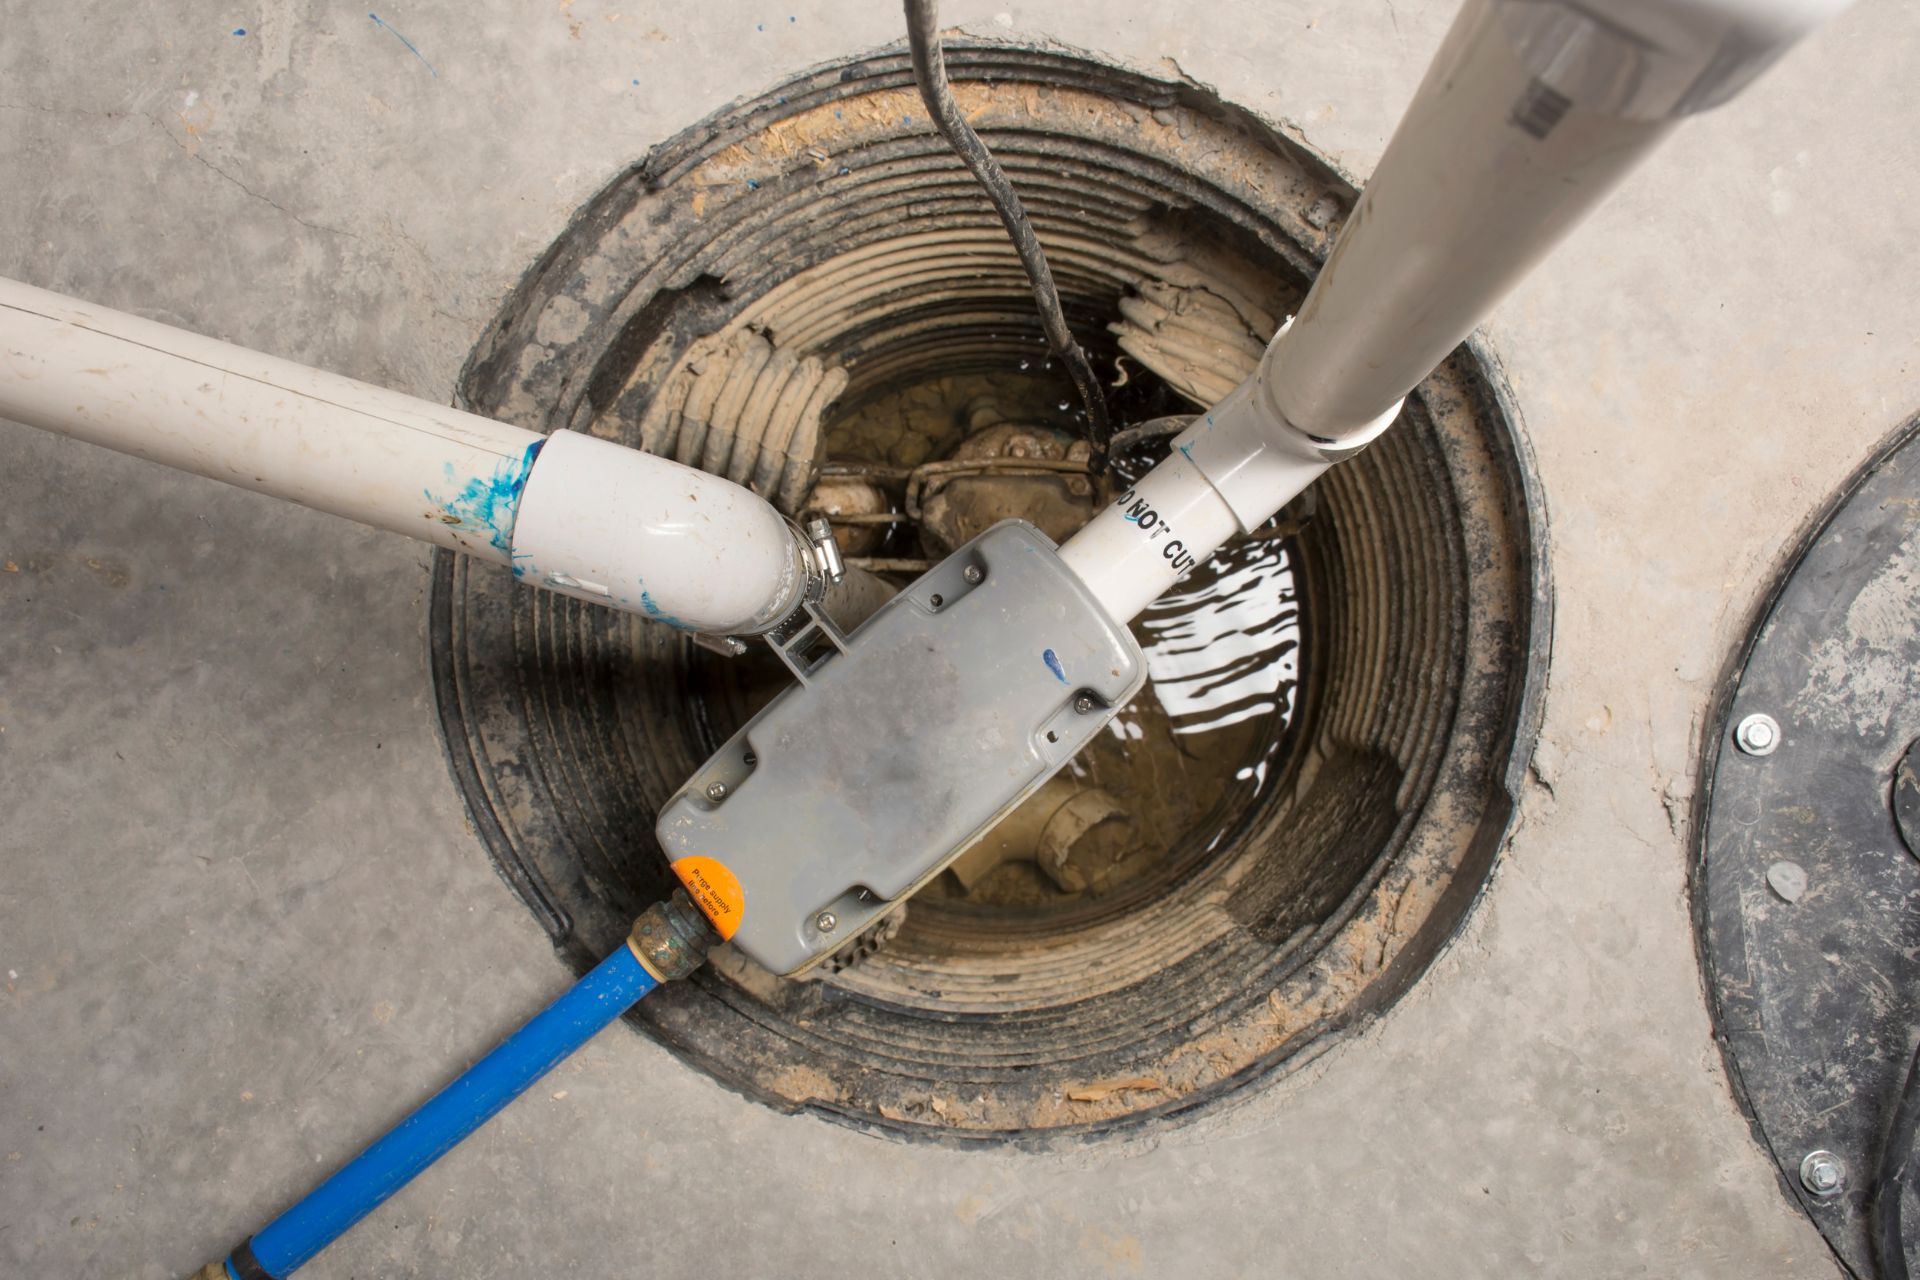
[902,0,1113,474]
[1875,1038,1920,1280]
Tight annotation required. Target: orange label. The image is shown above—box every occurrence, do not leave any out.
[672,856,744,941]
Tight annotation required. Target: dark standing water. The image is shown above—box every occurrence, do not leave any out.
[933,526,1302,908]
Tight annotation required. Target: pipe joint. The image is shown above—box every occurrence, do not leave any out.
[1170,333,1400,535]
[627,891,720,982]
[510,429,809,636]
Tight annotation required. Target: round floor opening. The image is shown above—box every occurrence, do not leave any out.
[433,42,1548,1141]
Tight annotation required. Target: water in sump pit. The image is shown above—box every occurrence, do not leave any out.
[935,522,1304,909]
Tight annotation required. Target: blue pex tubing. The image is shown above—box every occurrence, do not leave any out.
[223,944,659,1279]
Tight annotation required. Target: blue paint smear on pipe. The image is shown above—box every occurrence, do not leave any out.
[425,439,543,554]
[639,590,696,632]
[1042,648,1067,683]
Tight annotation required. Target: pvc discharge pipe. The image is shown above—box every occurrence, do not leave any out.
[0,276,810,636]
[1061,0,1850,625]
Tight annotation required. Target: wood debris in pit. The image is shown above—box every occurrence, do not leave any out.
[1066,1077,1167,1103]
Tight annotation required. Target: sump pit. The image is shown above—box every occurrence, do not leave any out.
[432,42,1548,1141]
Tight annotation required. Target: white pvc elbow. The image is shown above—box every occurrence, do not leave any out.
[508,429,807,636]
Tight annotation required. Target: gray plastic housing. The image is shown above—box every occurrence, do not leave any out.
[655,519,1147,976]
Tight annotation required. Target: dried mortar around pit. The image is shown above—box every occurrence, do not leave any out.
[433,42,1549,1142]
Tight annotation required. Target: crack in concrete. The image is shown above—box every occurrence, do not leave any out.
[139,112,362,243]
[0,100,110,118]
[2,99,362,243]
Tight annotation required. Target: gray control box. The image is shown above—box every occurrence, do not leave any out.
[655,520,1147,975]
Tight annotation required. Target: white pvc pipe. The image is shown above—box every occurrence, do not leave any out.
[1269,0,1850,444]
[1491,0,1855,120]
[0,276,545,564]
[1063,0,1847,625]
[1058,442,1249,626]
[509,430,806,635]
[1265,0,1679,444]
[10,0,1850,639]
[0,276,810,635]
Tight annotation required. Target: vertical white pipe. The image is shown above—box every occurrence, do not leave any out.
[1061,0,1849,625]
[1262,0,1678,442]
[1267,0,1852,444]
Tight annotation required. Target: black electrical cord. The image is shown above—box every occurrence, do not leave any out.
[902,0,1112,474]
[1875,1038,1920,1280]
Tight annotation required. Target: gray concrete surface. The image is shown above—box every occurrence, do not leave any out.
[2,1,1916,1275]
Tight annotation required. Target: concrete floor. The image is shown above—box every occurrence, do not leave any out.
[2,1,1916,1275]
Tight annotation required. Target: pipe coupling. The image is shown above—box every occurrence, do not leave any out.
[627,891,719,982]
